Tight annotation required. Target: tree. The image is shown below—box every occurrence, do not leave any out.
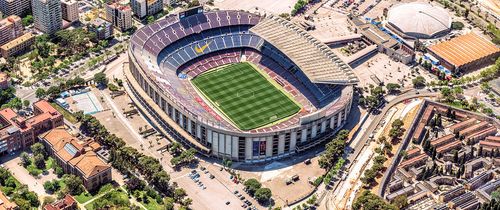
[22,15,33,26]
[62,174,84,195]
[391,195,408,209]
[254,188,272,203]
[34,154,45,169]
[451,21,464,30]
[23,100,30,108]
[244,178,262,195]
[43,180,60,193]
[94,72,108,86]
[35,88,47,99]
[31,143,46,157]
[147,16,155,24]
[386,83,401,94]
[20,152,31,167]
[353,190,396,210]
[412,76,426,88]
[46,86,61,98]
[173,188,187,202]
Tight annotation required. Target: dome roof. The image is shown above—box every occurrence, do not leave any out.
[387,2,451,39]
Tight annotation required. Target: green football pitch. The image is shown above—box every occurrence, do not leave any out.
[191,62,301,131]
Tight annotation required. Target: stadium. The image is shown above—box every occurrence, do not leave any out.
[125,7,358,162]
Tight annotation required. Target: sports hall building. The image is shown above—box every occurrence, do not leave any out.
[125,7,358,162]
[427,33,500,73]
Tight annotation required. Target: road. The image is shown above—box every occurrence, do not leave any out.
[320,90,439,210]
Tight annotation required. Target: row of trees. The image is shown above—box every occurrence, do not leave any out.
[243,178,273,203]
[318,130,349,170]
[77,114,190,207]
[291,0,310,15]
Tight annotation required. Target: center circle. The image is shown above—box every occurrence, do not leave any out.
[237,89,254,99]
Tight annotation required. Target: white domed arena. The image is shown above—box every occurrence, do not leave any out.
[387,2,452,39]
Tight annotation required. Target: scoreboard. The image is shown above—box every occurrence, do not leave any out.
[179,6,203,19]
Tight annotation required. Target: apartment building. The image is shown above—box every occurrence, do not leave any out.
[87,18,113,40]
[131,0,162,19]
[0,15,23,46]
[40,127,111,191]
[0,100,63,155]
[32,0,62,34]
[105,0,132,32]
[0,0,30,17]
[0,31,34,58]
[60,0,78,22]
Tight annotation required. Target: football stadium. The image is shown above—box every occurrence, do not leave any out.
[125,7,358,162]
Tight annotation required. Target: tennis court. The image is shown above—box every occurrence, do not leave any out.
[192,62,301,130]
[71,92,104,115]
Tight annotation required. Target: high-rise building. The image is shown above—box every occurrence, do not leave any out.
[105,0,132,32]
[0,15,23,46]
[0,0,31,17]
[31,0,62,34]
[131,0,162,19]
[60,0,78,22]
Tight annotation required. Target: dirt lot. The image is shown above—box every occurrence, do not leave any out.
[234,151,324,206]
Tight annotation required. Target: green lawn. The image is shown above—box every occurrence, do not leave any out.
[192,62,301,130]
[50,102,78,123]
[75,191,94,204]
[84,189,129,210]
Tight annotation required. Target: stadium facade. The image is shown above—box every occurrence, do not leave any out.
[125,8,358,162]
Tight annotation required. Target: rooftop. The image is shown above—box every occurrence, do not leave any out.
[0,32,34,51]
[428,33,500,67]
[40,127,110,178]
[0,188,17,210]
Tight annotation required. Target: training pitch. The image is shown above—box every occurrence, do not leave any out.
[192,62,301,130]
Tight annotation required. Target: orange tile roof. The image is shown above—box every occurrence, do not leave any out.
[479,140,500,147]
[486,136,500,142]
[41,127,110,179]
[428,33,500,67]
[0,189,17,210]
[33,100,60,117]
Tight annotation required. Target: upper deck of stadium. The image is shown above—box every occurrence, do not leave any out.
[129,10,357,133]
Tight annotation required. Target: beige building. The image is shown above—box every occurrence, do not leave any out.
[60,0,78,22]
[40,127,112,191]
[0,15,23,46]
[0,0,31,17]
[105,0,132,32]
[0,32,34,58]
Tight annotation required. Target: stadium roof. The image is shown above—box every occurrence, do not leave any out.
[387,2,451,38]
[428,33,500,67]
[250,15,359,85]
